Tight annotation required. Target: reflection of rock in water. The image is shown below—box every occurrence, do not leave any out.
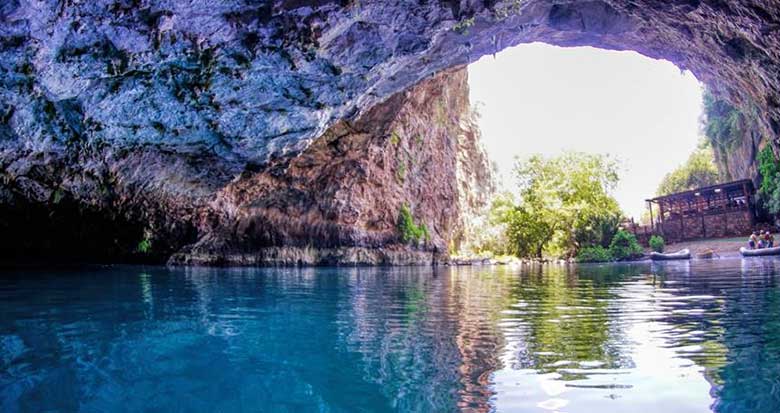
[337,267,510,412]
[712,258,780,413]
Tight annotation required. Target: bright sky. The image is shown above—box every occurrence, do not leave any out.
[468,43,704,219]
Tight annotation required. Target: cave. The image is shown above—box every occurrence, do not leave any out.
[0,0,777,265]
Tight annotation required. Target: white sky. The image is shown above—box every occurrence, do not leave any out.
[468,43,703,219]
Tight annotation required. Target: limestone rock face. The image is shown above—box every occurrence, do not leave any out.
[1,0,779,263]
[171,68,494,265]
[0,61,492,264]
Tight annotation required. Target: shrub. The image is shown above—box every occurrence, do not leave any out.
[649,235,665,253]
[137,237,152,254]
[389,131,401,146]
[575,246,613,263]
[757,146,780,214]
[397,204,429,244]
[609,230,644,261]
[452,17,475,34]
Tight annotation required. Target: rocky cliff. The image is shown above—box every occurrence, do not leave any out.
[170,68,494,265]
[2,0,780,264]
[0,60,493,264]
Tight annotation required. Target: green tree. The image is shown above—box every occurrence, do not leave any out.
[649,235,665,253]
[608,229,644,260]
[496,152,623,258]
[459,192,515,256]
[656,139,720,196]
[575,245,613,263]
[757,146,780,214]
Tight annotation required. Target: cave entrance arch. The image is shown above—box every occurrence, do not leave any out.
[1,0,777,264]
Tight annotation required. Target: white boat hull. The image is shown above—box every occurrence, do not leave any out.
[740,246,780,257]
[650,249,691,261]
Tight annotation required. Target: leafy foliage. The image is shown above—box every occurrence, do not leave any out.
[397,204,429,244]
[136,237,152,254]
[503,202,557,258]
[575,246,613,263]
[656,139,720,196]
[573,212,621,251]
[452,17,475,34]
[389,131,401,146]
[456,192,513,256]
[757,146,780,214]
[396,159,406,183]
[608,230,643,261]
[649,235,665,253]
[701,89,756,181]
[702,91,745,150]
[494,152,623,258]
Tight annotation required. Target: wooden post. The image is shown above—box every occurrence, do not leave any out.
[701,211,706,239]
[680,199,685,242]
[743,181,755,225]
[659,201,665,224]
[648,201,655,233]
[659,201,666,237]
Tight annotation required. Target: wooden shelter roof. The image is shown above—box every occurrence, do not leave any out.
[646,179,754,204]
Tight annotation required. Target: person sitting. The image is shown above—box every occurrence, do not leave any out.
[749,231,759,249]
[767,231,775,248]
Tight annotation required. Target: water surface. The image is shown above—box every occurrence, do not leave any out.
[2,259,780,412]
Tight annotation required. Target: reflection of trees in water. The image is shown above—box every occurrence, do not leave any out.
[501,264,634,376]
[337,266,513,413]
[176,262,780,412]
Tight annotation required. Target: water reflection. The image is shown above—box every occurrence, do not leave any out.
[1,260,780,412]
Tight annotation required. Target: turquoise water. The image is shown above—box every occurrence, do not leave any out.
[2,260,780,412]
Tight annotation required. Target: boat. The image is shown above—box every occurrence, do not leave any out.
[740,246,780,257]
[650,249,691,261]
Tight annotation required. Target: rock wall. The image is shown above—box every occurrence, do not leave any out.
[5,0,779,161]
[0,65,493,265]
[171,67,493,265]
[3,0,780,263]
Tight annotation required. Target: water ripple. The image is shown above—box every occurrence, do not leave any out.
[1,260,780,412]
